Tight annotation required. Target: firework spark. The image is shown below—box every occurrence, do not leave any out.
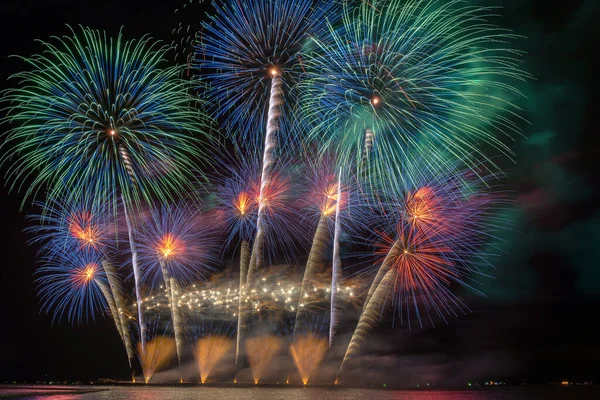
[195,335,232,383]
[246,335,282,384]
[138,336,176,384]
[1,26,214,352]
[289,333,328,385]
[300,0,527,192]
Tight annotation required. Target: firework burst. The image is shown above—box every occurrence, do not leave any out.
[340,165,510,374]
[138,203,219,288]
[299,0,527,192]
[26,196,113,259]
[1,26,214,353]
[197,0,338,289]
[36,251,109,324]
[196,0,337,140]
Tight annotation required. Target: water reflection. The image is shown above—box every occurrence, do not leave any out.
[5,386,598,400]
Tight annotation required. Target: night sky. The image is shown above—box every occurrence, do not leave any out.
[1,0,599,386]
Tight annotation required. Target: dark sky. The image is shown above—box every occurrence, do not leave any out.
[0,0,599,386]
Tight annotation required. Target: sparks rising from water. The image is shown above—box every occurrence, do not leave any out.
[195,336,232,383]
[289,333,328,385]
[137,337,176,384]
[246,335,282,384]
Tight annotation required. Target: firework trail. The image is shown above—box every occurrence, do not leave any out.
[245,335,282,384]
[122,200,147,353]
[102,261,135,366]
[362,240,401,313]
[138,336,176,384]
[97,279,125,344]
[339,268,396,376]
[236,240,251,365]
[247,72,283,282]
[195,335,233,383]
[294,157,347,336]
[169,278,187,365]
[294,215,330,335]
[329,169,343,348]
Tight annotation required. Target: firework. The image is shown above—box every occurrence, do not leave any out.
[289,333,328,385]
[138,336,176,384]
[329,169,343,348]
[103,261,135,366]
[299,0,526,192]
[246,335,282,384]
[138,265,362,325]
[1,27,211,210]
[213,157,257,366]
[196,0,337,140]
[26,196,113,259]
[36,251,109,325]
[1,26,213,352]
[247,172,301,286]
[214,157,298,364]
[294,215,331,335]
[340,165,509,373]
[197,0,337,284]
[27,196,136,364]
[137,202,218,363]
[169,278,187,365]
[294,156,360,336]
[339,268,397,376]
[171,0,207,75]
[195,335,233,383]
[138,203,218,288]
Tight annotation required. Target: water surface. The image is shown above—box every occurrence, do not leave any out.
[1,385,597,399]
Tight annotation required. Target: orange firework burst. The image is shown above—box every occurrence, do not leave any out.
[71,263,98,287]
[320,182,339,217]
[403,186,448,236]
[68,210,102,249]
[251,171,291,216]
[377,224,456,294]
[157,233,183,260]
[234,191,253,217]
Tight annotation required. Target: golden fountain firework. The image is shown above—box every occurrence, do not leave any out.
[289,333,327,385]
[137,337,176,383]
[246,335,282,384]
[195,335,232,383]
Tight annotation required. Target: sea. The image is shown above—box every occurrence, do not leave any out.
[0,385,598,399]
